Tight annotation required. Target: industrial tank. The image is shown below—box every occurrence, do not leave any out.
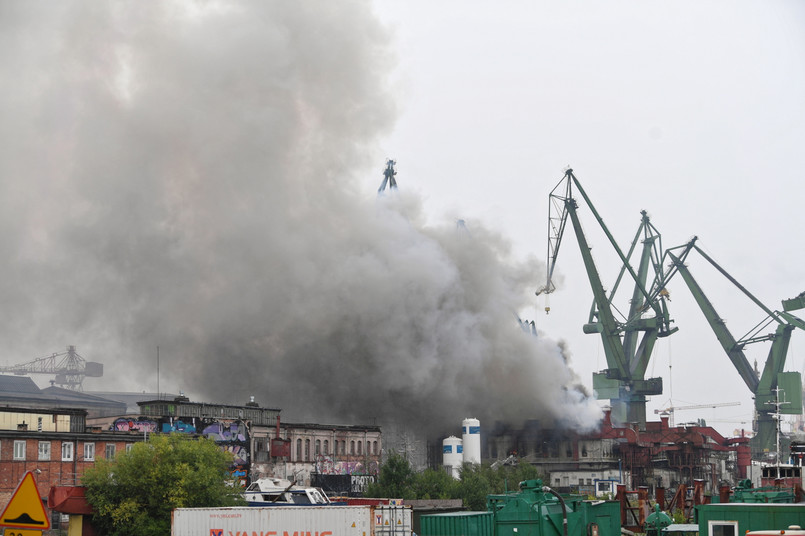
[442,436,463,478]
[462,418,481,465]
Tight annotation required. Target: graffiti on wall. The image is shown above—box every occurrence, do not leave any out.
[161,420,196,434]
[315,455,379,476]
[116,415,251,477]
[111,418,158,432]
[203,421,247,442]
[221,444,249,466]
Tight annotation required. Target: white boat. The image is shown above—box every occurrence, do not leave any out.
[243,477,333,506]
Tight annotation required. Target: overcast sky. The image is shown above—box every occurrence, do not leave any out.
[371,1,805,437]
[0,1,803,443]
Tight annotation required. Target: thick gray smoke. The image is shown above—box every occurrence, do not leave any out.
[0,2,601,439]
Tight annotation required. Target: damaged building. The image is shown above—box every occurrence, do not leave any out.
[483,410,751,496]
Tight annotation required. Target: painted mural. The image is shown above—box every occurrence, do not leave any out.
[111,418,159,432]
[315,455,379,476]
[161,419,196,433]
[202,420,247,442]
[113,415,251,485]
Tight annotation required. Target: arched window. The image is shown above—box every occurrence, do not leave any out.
[323,440,329,455]
[315,439,321,455]
[373,441,378,455]
[350,440,355,455]
[357,441,362,455]
[296,438,302,461]
[305,439,311,461]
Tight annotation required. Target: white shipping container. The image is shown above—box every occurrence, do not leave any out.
[171,505,413,536]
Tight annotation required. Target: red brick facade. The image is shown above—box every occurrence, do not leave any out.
[0,405,145,528]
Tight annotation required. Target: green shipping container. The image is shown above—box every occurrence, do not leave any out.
[420,511,494,536]
[696,503,805,535]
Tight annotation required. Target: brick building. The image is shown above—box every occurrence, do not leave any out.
[0,406,145,523]
[87,394,383,494]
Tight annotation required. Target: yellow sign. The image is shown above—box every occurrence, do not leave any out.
[3,529,42,536]
[0,472,50,530]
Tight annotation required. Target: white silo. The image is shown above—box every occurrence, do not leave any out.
[462,418,481,465]
[442,436,463,479]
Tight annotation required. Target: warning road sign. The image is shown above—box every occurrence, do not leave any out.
[0,472,50,530]
[3,530,42,536]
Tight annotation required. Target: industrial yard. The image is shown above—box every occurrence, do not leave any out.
[1,1,804,534]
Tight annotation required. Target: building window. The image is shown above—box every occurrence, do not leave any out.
[14,440,26,460]
[296,438,302,460]
[304,439,310,461]
[84,443,95,461]
[126,444,133,452]
[373,441,378,455]
[105,444,116,460]
[38,441,51,461]
[323,440,329,455]
[315,439,321,455]
[357,441,362,455]
[709,521,738,536]
[350,441,355,455]
[62,442,74,461]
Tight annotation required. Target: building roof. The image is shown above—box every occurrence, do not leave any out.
[84,392,177,413]
[0,375,41,394]
[0,376,126,417]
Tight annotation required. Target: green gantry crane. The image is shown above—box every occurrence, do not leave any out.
[662,238,804,455]
[537,169,677,428]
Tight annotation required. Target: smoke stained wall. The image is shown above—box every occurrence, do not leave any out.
[0,1,602,439]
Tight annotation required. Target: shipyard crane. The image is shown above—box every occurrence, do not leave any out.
[0,345,103,391]
[659,237,804,453]
[654,401,740,428]
[377,159,397,193]
[536,168,677,428]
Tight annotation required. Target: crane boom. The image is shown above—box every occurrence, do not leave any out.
[662,239,804,454]
[536,168,676,428]
[0,346,103,391]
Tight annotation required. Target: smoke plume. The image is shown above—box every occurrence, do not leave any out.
[0,2,601,439]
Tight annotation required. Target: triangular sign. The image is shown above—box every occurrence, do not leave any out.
[0,471,51,529]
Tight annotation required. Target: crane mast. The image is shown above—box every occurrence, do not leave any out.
[538,169,676,428]
[662,238,804,454]
[377,159,398,193]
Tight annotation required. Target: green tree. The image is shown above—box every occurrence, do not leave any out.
[456,461,545,510]
[82,433,245,536]
[365,451,417,499]
[456,464,492,510]
[412,467,460,500]
[483,462,543,494]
